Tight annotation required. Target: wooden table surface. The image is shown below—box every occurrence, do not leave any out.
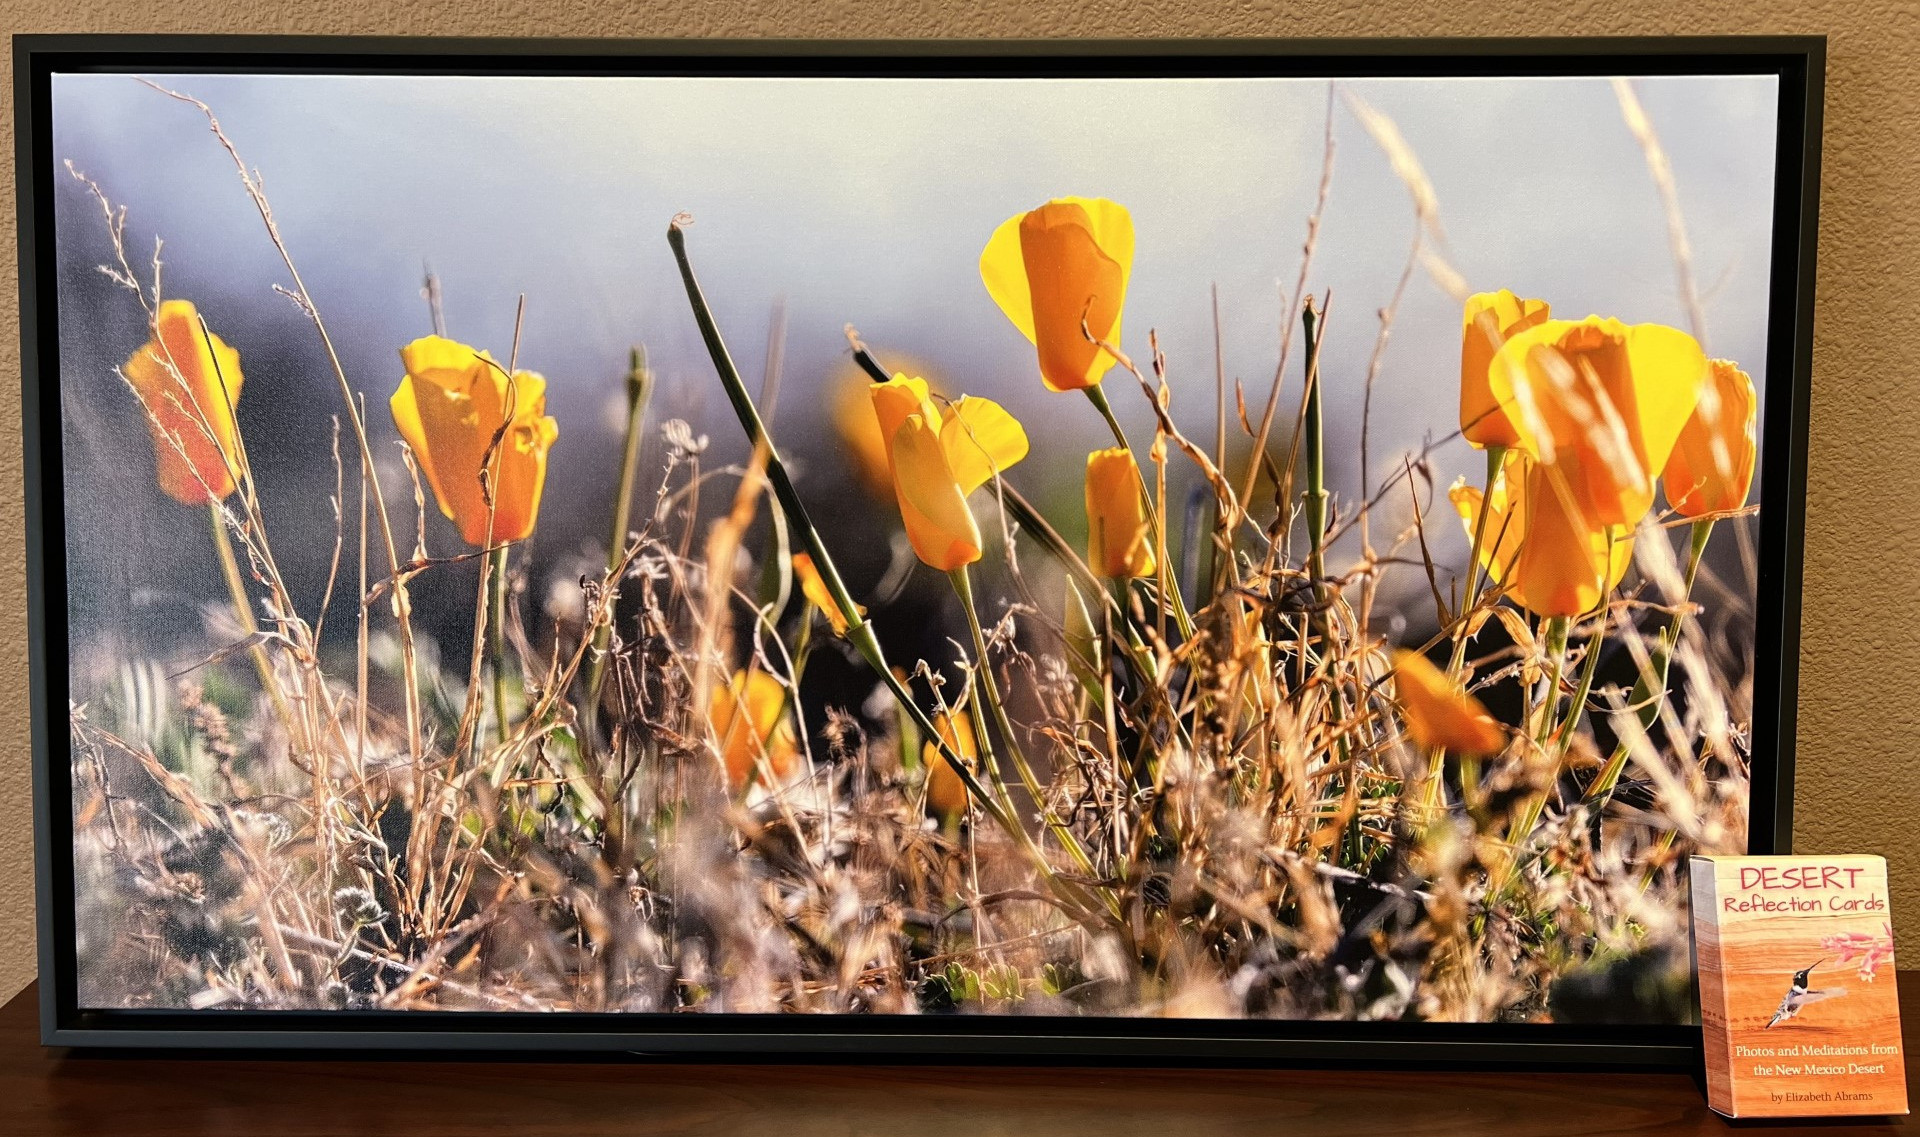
[0,979,1912,1136]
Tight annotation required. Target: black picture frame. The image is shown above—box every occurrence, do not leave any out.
[16,33,1825,1065]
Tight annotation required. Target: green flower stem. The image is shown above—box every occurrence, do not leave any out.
[1498,614,1570,884]
[1447,447,1507,674]
[668,219,1109,924]
[1295,302,1362,860]
[1300,301,1332,626]
[1492,616,1610,888]
[489,544,510,746]
[1299,309,1354,834]
[1552,618,1609,750]
[1084,383,1194,642]
[1448,754,1481,821]
[789,608,815,694]
[1584,517,1714,806]
[584,347,653,716]
[938,658,1020,820]
[1533,617,1572,742]
[894,685,922,774]
[1425,446,1507,813]
[208,502,299,743]
[1300,303,1351,724]
[951,565,1103,885]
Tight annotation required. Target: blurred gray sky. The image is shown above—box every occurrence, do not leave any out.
[49,71,1779,653]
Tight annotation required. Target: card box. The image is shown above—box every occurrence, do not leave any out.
[1691,855,1908,1118]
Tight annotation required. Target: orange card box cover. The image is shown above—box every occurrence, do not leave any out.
[1691,855,1908,1118]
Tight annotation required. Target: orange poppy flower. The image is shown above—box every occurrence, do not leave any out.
[1459,290,1551,449]
[121,299,245,505]
[1486,316,1706,528]
[1393,650,1506,757]
[1450,450,1635,618]
[980,197,1134,392]
[709,669,800,793]
[923,709,980,820]
[793,552,862,635]
[1084,448,1155,579]
[1663,358,1758,519]
[390,336,559,547]
[868,377,1029,572]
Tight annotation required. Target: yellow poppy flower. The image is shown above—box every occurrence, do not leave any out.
[890,413,983,572]
[872,382,1029,572]
[1084,447,1155,579]
[868,373,934,478]
[793,552,862,635]
[121,299,245,505]
[389,335,559,548]
[980,197,1135,392]
[1392,650,1506,757]
[709,669,800,793]
[923,709,979,820]
[1459,290,1551,449]
[1450,451,1635,618]
[1663,358,1758,519]
[1486,316,1706,528]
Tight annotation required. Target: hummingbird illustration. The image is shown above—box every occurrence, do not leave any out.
[1765,959,1849,1029]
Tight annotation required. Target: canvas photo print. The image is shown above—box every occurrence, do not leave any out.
[47,65,1779,1024]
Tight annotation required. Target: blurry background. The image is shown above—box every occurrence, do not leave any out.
[47,71,1777,666]
[0,0,1908,1009]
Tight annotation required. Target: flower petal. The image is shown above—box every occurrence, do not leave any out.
[1488,316,1704,528]
[1063,195,1135,284]
[487,380,558,546]
[710,669,799,792]
[123,299,244,505]
[1624,322,1711,483]
[1512,456,1635,617]
[1019,200,1129,392]
[1449,455,1525,590]
[1393,649,1506,757]
[868,373,935,479]
[940,396,1029,495]
[1663,358,1757,518]
[793,552,861,635]
[388,377,448,518]
[922,710,979,820]
[1085,447,1154,579]
[1460,290,1550,449]
[979,212,1035,345]
[398,335,490,394]
[890,412,981,571]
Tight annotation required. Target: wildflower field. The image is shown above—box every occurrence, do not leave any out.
[54,73,1771,1024]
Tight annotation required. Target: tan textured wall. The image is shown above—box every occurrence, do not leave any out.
[0,1,1912,1005]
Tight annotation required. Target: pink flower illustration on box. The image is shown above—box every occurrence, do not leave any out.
[1822,923,1896,982]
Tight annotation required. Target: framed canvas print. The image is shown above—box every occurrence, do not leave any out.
[17,35,1822,1063]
